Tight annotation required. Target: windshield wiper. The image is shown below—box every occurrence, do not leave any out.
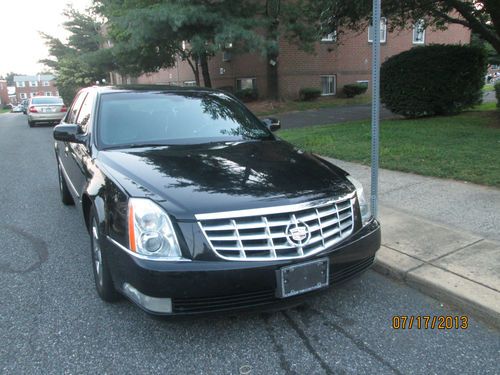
[104,143,169,150]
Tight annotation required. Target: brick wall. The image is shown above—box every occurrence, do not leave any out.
[0,80,9,105]
[14,77,59,103]
[133,22,471,100]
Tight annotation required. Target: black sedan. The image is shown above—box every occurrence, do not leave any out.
[53,85,380,315]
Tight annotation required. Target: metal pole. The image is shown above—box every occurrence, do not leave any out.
[370,0,381,219]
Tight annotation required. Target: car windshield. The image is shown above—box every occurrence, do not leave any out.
[97,91,273,148]
[31,97,63,105]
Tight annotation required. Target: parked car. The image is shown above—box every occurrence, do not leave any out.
[11,105,23,113]
[27,96,67,127]
[53,85,381,315]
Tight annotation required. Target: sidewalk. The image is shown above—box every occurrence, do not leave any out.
[323,157,500,328]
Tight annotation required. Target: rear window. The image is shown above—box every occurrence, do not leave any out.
[31,97,63,105]
[97,91,272,147]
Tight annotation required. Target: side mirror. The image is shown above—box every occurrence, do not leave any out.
[261,117,281,132]
[53,124,86,144]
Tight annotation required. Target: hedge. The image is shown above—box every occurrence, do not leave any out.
[343,83,368,98]
[234,88,258,102]
[380,44,487,118]
[299,87,321,101]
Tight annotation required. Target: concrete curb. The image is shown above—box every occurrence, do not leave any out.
[373,248,500,329]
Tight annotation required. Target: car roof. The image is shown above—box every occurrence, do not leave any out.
[86,84,224,95]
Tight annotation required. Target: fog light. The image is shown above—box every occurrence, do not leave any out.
[123,283,172,313]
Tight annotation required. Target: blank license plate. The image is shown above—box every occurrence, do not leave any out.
[277,258,329,298]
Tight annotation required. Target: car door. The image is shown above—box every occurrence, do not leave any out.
[58,91,87,200]
[66,91,96,196]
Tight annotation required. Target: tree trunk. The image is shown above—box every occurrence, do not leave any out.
[267,49,279,101]
[200,53,212,88]
[266,0,280,100]
[186,56,200,86]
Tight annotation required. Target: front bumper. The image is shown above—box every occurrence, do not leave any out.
[104,220,381,315]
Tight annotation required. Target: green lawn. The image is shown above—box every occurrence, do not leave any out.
[279,110,500,187]
[482,84,495,92]
[0,108,10,114]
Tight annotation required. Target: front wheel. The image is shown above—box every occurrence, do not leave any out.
[89,208,121,302]
[28,120,34,127]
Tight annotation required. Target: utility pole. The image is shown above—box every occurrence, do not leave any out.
[370,0,381,219]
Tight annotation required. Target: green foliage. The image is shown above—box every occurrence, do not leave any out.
[235,88,259,102]
[380,45,487,118]
[343,83,368,98]
[39,6,110,104]
[307,0,500,54]
[299,87,321,101]
[495,81,500,108]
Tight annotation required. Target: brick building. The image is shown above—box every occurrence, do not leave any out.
[119,20,470,99]
[0,80,8,106]
[14,75,59,103]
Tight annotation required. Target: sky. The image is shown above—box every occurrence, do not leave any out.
[0,0,93,77]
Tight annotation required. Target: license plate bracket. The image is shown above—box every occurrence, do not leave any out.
[276,258,329,298]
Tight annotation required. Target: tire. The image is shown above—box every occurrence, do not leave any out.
[57,162,74,205]
[89,207,121,302]
[28,120,34,127]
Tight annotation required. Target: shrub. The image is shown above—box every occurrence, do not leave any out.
[235,88,258,102]
[380,44,487,118]
[299,87,321,101]
[217,86,234,94]
[495,81,500,108]
[343,83,368,98]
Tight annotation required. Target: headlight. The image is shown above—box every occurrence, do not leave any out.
[128,198,183,259]
[346,175,371,226]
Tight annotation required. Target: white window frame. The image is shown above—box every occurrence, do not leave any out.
[45,92,52,96]
[29,81,38,87]
[183,81,196,87]
[321,75,336,96]
[17,81,26,88]
[368,17,387,43]
[20,93,27,99]
[236,78,256,91]
[29,93,35,98]
[321,31,337,43]
[412,19,426,44]
[43,81,50,86]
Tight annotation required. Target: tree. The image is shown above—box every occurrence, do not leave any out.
[40,6,112,103]
[307,0,500,54]
[0,72,23,86]
[95,0,319,98]
[95,0,266,87]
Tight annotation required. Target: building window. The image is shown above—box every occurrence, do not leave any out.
[29,93,35,98]
[321,75,336,96]
[45,92,52,96]
[29,81,38,87]
[413,19,426,44]
[20,93,27,99]
[368,17,387,43]
[236,78,256,91]
[183,81,196,87]
[43,81,50,86]
[17,81,26,88]
[321,32,337,42]
[356,80,369,87]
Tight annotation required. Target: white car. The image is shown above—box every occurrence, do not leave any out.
[27,96,67,127]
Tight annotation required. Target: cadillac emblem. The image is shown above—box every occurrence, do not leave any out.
[285,221,311,246]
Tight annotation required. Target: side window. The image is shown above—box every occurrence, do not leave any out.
[75,93,94,133]
[66,92,88,124]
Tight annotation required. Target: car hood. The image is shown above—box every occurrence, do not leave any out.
[97,140,353,220]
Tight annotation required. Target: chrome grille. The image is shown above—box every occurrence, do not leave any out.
[196,193,356,261]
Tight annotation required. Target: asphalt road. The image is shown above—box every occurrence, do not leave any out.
[0,113,498,375]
